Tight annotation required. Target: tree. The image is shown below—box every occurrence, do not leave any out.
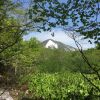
[28,0,100,92]
[29,0,100,44]
[0,0,99,52]
[0,0,36,89]
[96,43,100,49]
[0,0,99,92]
[0,37,42,84]
[0,0,34,53]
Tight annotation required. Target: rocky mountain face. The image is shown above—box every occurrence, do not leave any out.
[42,39,76,51]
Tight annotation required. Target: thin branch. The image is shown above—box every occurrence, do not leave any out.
[73,37,100,80]
[81,72,100,91]
[64,29,100,92]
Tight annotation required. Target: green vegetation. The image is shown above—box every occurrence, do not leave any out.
[0,38,42,82]
[15,40,100,99]
[0,0,100,100]
[29,0,100,43]
[0,37,100,99]
[37,48,100,74]
[20,72,100,100]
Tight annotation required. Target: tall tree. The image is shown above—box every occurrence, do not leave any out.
[0,0,30,53]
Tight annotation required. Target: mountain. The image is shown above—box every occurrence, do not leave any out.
[42,39,76,51]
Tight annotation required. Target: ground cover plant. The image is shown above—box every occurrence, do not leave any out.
[19,72,100,100]
[17,48,100,100]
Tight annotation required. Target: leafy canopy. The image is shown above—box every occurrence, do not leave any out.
[29,0,100,43]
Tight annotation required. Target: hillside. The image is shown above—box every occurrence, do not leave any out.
[42,39,76,51]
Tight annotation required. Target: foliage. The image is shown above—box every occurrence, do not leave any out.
[37,48,100,73]
[0,0,23,53]
[18,48,100,99]
[29,0,100,43]
[14,38,42,77]
[0,38,42,83]
[0,0,99,98]
[20,72,100,100]
[96,43,100,50]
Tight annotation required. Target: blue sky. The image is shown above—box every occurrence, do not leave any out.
[22,0,98,50]
[23,28,96,50]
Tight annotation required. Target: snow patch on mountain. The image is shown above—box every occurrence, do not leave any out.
[45,40,58,49]
[42,39,76,51]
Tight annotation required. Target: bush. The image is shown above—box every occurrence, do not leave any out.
[19,72,100,100]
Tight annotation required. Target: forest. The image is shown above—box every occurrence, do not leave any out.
[0,0,100,100]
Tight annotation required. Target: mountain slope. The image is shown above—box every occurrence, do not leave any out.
[42,39,76,51]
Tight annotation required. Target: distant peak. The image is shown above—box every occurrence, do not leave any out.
[45,39,58,49]
[42,39,76,51]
